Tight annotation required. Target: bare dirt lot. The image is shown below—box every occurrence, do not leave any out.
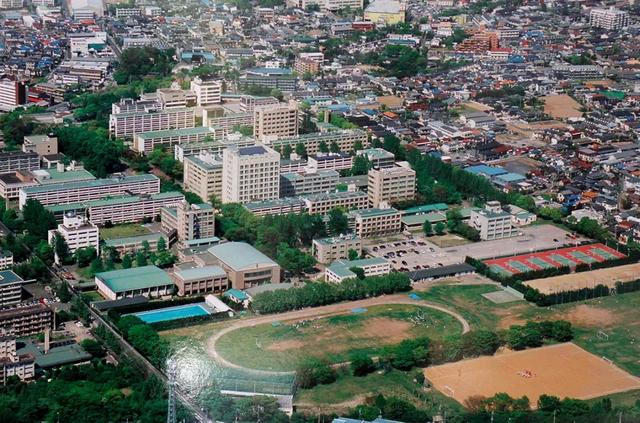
[524,263,640,294]
[542,94,583,119]
[424,343,640,407]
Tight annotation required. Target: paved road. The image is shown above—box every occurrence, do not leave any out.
[204,293,471,376]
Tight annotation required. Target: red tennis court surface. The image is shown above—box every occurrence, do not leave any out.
[484,244,625,276]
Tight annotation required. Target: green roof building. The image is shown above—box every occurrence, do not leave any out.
[95,265,174,300]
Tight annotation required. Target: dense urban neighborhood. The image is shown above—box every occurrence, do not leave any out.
[0,0,640,421]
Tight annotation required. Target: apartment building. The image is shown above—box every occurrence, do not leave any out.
[470,201,519,241]
[19,174,160,209]
[239,95,279,113]
[294,52,324,75]
[267,129,367,156]
[161,201,216,243]
[109,107,196,140]
[367,165,416,208]
[48,192,184,226]
[190,77,222,106]
[183,152,223,202]
[0,335,35,382]
[22,134,58,156]
[242,68,297,92]
[350,207,402,238]
[307,153,353,172]
[590,7,629,30]
[112,98,159,114]
[0,270,25,307]
[254,101,299,141]
[171,265,229,296]
[207,242,281,289]
[0,79,26,112]
[243,197,306,216]
[325,257,391,283]
[115,7,141,17]
[0,0,23,9]
[133,126,218,155]
[222,145,280,203]
[301,0,362,11]
[312,234,362,264]
[280,169,339,197]
[0,151,40,174]
[303,190,369,215]
[0,303,52,337]
[48,213,99,263]
[456,31,499,54]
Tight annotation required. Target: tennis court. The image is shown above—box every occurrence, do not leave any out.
[484,244,625,276]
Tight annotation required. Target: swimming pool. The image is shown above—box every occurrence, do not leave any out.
[130,303,211,324]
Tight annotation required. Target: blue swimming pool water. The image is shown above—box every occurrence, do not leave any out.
[131,303,210,324]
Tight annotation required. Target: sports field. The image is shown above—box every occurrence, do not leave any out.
[542,94,583,119]
[424,343,640,407]
[524,262,640,294]
[484,243,625,276]
[214,304,463,371]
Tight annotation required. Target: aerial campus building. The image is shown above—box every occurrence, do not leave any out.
[19,174,160,209]
[95,266,175,301]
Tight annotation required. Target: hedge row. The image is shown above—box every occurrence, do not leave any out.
[252,272,412,314]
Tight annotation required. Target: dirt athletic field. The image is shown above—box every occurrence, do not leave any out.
[543,94,583,119]
[424,343,640,407]
[524,263,640,294]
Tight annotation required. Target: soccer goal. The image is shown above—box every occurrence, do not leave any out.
[601,356,614,365]
[596,330,609,341]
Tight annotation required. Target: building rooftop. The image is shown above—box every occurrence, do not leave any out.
[351,207,401,218]
[95,265,173,293]
[327,257,389,278]
[136,126,215,139]
[0,270,23,285]
[238,145,269,156]
[304,190,368,202]
[32,168,96,185]
[21,174,159,195]
[402,203,448,215]
[174,265,226,282]
[103,232,166,247]
[17,340,92,369]
[207,242,277,270]
[313,234,360,245]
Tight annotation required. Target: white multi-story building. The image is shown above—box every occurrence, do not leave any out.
[367,164,416,208]
[222,145,280,203]
[109,107,195,140]
[0,79,26,112]
[254,101,299,141]
[68,32,107,56]
[19,174,160,209]
[470,201,520,241]
[350,208,402,238]
[115,7,141,17]
[161,201,216,243]
[590,7,629,30]
[303,190,369,215]
[183,151,224,202]
[190,77,222,106]
[0,252,13,270]
[48,213,99,263]
[133,126,218,155]
[325,257,391,283]
[0,270,25,307]
[280,169,339,197]
[0,335,35,382]
[267,129,368,156]
[301,0,363,12]
[312,234,362,264]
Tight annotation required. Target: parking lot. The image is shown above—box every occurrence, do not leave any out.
[367,224,586,271]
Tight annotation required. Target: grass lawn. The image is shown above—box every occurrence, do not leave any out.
[99,223,151,240]
[82,291,104,302]
[296,369,463,416]
[426,234,471,248]
[215,304,464,372]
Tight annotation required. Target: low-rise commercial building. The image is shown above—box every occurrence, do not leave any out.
[312,234,362,264]
[350,208,402,238]
[207,242,281,289]
[325,257,391,283]
[95,266,174,300]
[171,265,228,296]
